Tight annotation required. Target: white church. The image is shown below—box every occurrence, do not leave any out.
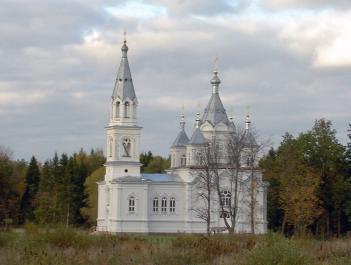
[97,38,268,234]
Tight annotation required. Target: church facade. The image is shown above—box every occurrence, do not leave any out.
[97,39,268,234]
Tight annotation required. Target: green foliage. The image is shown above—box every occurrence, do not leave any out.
[34,149,105,226]
[81,167,105,225]
[43,225,94,249]
[0,229,351,265]
[143,155,170,173]
[21,156,40,223]
[140,151,153,171]
[261,119,351,235]
[245,233,312,265]
[0,147,25,226]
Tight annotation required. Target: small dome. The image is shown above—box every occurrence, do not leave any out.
[210,71,221,85]
[121,40,128,54]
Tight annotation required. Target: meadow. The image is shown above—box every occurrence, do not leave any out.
[0,225,351,265]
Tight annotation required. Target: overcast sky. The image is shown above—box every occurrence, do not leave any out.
[1,0,350,161]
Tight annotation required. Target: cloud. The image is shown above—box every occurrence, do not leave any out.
[150,0,248,16]
[262,0,351,10]
[0,0,350,161]
[277,10,351,67]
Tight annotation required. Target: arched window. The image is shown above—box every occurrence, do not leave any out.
[153,197,159,212]
[220,190,231,207]
[246,156,254,167]
[108,137,113,157]
[216,142,224,159]
[161,197,167,213]
[115,101,120,118]
[196,151,202,164]
[181,155,186,167]
[124,102,130,118]
[122,138,131,157]
[170,197,176,213]
[129,196,135,213]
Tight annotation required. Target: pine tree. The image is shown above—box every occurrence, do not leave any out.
[21,156,40,222]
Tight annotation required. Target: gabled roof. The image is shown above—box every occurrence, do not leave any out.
[202,93,229,126]
[188,127,207,145]
[244,130,258,147]
[172,130,189,148]
[201,71,229,126]
[112,41,137,101]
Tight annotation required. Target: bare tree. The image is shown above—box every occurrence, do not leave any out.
[191,123,268,235]
[191,144,216,235]
[222,126,248,233]
[214,124,268,234]
[243,126,269,234]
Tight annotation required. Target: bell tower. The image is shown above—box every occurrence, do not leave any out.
[105,36,142,182]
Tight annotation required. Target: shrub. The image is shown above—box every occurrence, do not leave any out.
[0,231,15,247]
[245,233,313,265]
[43,225,94,249]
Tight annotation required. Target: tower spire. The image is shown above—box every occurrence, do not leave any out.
[111,35,136,102]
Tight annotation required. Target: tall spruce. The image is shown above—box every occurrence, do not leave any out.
[21,156,40,222]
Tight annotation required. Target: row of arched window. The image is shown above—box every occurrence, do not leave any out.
[153,197,176,213]
[113,101,136,119]
[127,196,176,214]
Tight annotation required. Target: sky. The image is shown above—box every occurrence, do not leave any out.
[0,0,350,162]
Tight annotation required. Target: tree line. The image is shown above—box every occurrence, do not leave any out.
[0,148,169,227]
[0,119,350,237]
[260,119,351,236]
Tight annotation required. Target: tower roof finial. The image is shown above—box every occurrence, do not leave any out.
[210,56,221,93]
[121,30,128,56]
[214,54,219,72]
[245,106,251,130]
[180,105,185,131]
[195,103,201,128]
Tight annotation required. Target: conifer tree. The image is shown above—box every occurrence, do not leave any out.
[21,156,40,222]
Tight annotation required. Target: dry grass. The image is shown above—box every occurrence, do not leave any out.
[0,225,351,265]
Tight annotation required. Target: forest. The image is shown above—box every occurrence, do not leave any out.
[0,118,351,237]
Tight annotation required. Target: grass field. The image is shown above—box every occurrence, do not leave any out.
[0,225,351,265]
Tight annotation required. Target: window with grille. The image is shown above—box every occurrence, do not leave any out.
[153,197,159,212]
[220,190,231,207]
[129,196,135,213]
[170,197,176,213]
[161,197,167,213]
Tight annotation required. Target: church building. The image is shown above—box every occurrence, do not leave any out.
[97,38,268,234]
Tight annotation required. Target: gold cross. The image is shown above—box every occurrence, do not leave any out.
[214,55,219,71]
